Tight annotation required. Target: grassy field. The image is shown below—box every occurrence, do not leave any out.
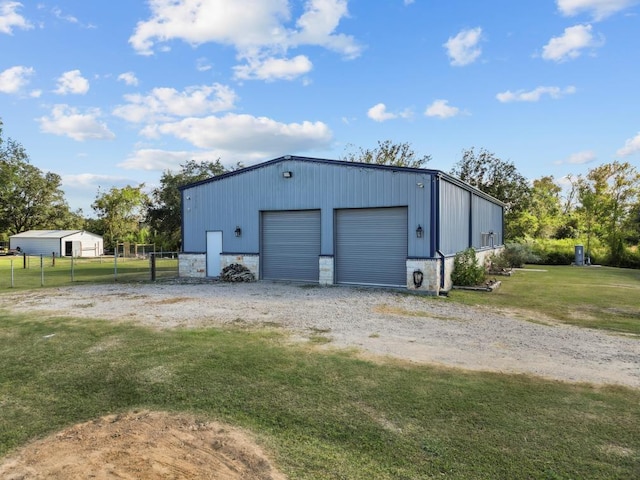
[0,254,178,289]
[1,314,639,479]
[448,265,640,336]
[0,265,639,478]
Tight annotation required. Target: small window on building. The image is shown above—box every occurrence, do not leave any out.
[480,232,495,248]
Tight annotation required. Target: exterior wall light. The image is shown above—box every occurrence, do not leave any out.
[282,171,293,178]
[234,226,242,237]
[416,225,423,238]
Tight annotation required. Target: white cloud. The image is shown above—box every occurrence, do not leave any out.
[196,57,212,72]
[113,83,237,123]
[0,65,34,93]
[541,24,603,62]
[129,0,289,54]
[118,148,239,171]
[49,6,96,29]
[368,103,396,122]
[38,104,115,141]
[117,72,139,86]
[139,113,333,154]
[54,70,90,95]
[557,0,638,20]
[129,0,361,81]
[289,0,360,59]
[52,6,78,24]
[62,173,129,189]
[367,103,412,122]
[496,85,577,102]
[424,99,462,118]
[617,132,640,156]
[567,150,597,164]
[234,55,312,81]
[404,0,415,4]
[443,27,483,66]
[0,1,32,34]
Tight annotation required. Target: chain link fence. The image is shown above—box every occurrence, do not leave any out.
[0,253,179,289]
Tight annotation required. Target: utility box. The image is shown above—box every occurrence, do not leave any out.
[575,245,584,266]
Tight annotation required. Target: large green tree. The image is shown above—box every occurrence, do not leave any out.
[576,161,639,265]
[147,159,226,250]
[529,176,563,238]
[0,120,81,234]
[450,148,532,239]
[628,201,640,247]
[92,185,148,250]
[342,140,431,168]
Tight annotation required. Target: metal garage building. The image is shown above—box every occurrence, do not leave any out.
[10,230,104,257]
[179,156,504,294]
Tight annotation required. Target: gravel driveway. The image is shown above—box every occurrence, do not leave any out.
[3,280,639,388]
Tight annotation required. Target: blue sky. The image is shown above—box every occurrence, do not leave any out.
[1,0,639,214]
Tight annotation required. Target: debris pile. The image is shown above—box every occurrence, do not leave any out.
[221,263,255,282]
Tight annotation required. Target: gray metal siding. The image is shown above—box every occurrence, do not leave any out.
[335,207,408,287]
[472,196,504,247]
[439,180,471,255]
[261,210,320,281]
[182,160,432,258]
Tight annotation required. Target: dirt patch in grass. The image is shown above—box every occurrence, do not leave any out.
[373,304,459,321]
[153,296,192,305]
[0,411,286,480]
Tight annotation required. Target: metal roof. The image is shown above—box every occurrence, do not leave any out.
[10,230,101,239]
[178,155,505,206]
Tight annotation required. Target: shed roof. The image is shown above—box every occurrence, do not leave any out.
[179,155,505,206]
[10,230,102,239]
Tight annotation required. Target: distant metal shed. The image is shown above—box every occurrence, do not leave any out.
[178,156,504,295]
[9,230,104,257]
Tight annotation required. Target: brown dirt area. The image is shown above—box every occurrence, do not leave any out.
[0,411,286,480]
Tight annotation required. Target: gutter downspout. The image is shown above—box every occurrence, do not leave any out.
[180,190,186,253]
[430,175,438,259]
[432,174,447,293]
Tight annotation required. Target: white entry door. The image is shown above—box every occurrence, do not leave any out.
[206,231,222,277]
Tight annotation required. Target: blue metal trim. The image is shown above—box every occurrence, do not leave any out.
[468,190,474,248]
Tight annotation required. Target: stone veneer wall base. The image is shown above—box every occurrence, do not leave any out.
[178,253,207,278]
[221,254,260,280]
[319,256,334,285]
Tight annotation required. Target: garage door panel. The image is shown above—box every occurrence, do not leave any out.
[262,210,320,282]
[336,207,407,287]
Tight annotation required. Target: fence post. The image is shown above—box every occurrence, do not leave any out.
[40,254,44,287]
[114,252,118,281]
[150,253,156,281]
[23,252,27,269]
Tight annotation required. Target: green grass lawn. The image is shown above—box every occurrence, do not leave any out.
[448,265,640,335]
[1,312,639,479]
[1,265,639,478]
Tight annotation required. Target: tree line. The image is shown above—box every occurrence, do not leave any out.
[1,122,638,266]
[0,120,226,252]
[450,148,639,267]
